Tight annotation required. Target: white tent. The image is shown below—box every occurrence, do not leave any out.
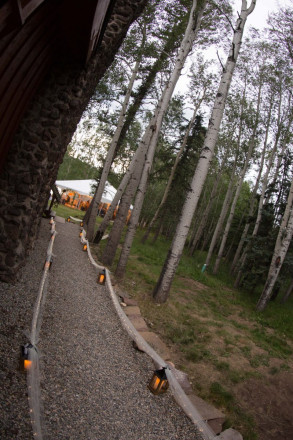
[55,180,116,204]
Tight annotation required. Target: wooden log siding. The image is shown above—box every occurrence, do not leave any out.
[18,0,47,23]
[0,0,112,170]
[0,0,59,170]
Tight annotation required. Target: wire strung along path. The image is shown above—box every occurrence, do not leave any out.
[0,217,206,439]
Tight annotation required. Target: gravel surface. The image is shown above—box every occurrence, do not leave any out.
[1,218,204,439]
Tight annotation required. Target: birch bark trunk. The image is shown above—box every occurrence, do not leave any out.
[257,176,293,311]
[115,0,207,279]
[101,161,144,266]
[153,0,257,303]
[189,173,221,255]
[112,19,187,159]
[281,278,293,303]
[204,165,237,269]
[86,28,146,241]
[213,77,260,274]
[93,127,153,243]
[233,99,279,286]
[231,135,266,272]
[141,105,199,243]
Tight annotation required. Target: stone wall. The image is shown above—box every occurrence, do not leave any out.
[0,0,148,282]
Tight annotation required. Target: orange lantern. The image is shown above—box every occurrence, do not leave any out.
[43,258,52,270]
[83,244,87,251]
[98,269,106,285]
[148,368,169,395]
[20,343,33,371]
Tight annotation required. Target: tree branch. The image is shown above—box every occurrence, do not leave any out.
[217,50,225,71]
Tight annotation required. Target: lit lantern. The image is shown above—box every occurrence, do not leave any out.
[79,231,83,237]
[148,368,169,395]
[80,222,83,227]
[20,343,33,371]
[83,244,87,251]
[67,217,70,222]
[43,257,52,270]
[98,269,106,285]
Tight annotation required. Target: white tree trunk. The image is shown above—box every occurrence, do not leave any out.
[204,174,235,268]
[115,0,207,279]
[189,173,221,254]
[102,160,144,266]
[257,176,293,311]
[213,79,261,274]
[153,0,257,303]
[231,135,266,272]
[86,29,145,240]
[93,127,153,243]
[142,105,199,243]
[233,97,275,285]
[281,278,293,303]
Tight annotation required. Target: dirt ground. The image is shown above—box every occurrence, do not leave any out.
[180,280,293,440]
[235,372,293,440]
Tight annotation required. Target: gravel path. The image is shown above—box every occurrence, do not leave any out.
[1,218,203,440]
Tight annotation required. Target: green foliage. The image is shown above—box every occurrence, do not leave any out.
[57,153,99,180]
[57,153,122,189]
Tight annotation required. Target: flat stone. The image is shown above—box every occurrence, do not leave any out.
[55,216,65,223]
[122,297,138,306]
[218,428,243,440]
[127,315,148,332]
[137,331,171,360]
[187,394,225,434]
[124,306,141,316]
[208,418,225,436]
[188,394,225,421]
[167,365,193,394]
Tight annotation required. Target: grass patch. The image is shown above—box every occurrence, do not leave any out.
[55,204,85,220]
[249,328,292,358]
[113,228,293,440]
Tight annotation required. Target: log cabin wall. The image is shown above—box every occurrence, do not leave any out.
[0,0,148,282]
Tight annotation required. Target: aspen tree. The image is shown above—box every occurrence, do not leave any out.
[115,0,208,279]
[257,176,293,311]
[85,26,147,241]
[153,0,257,303]
[213,78,260,274]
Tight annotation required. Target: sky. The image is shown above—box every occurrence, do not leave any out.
[244,0,291,30]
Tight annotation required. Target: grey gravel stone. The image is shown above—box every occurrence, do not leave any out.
[1,219,204,439]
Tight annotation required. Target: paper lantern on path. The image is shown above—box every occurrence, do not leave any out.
[148,368,169,395]
[83,244,87,251]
